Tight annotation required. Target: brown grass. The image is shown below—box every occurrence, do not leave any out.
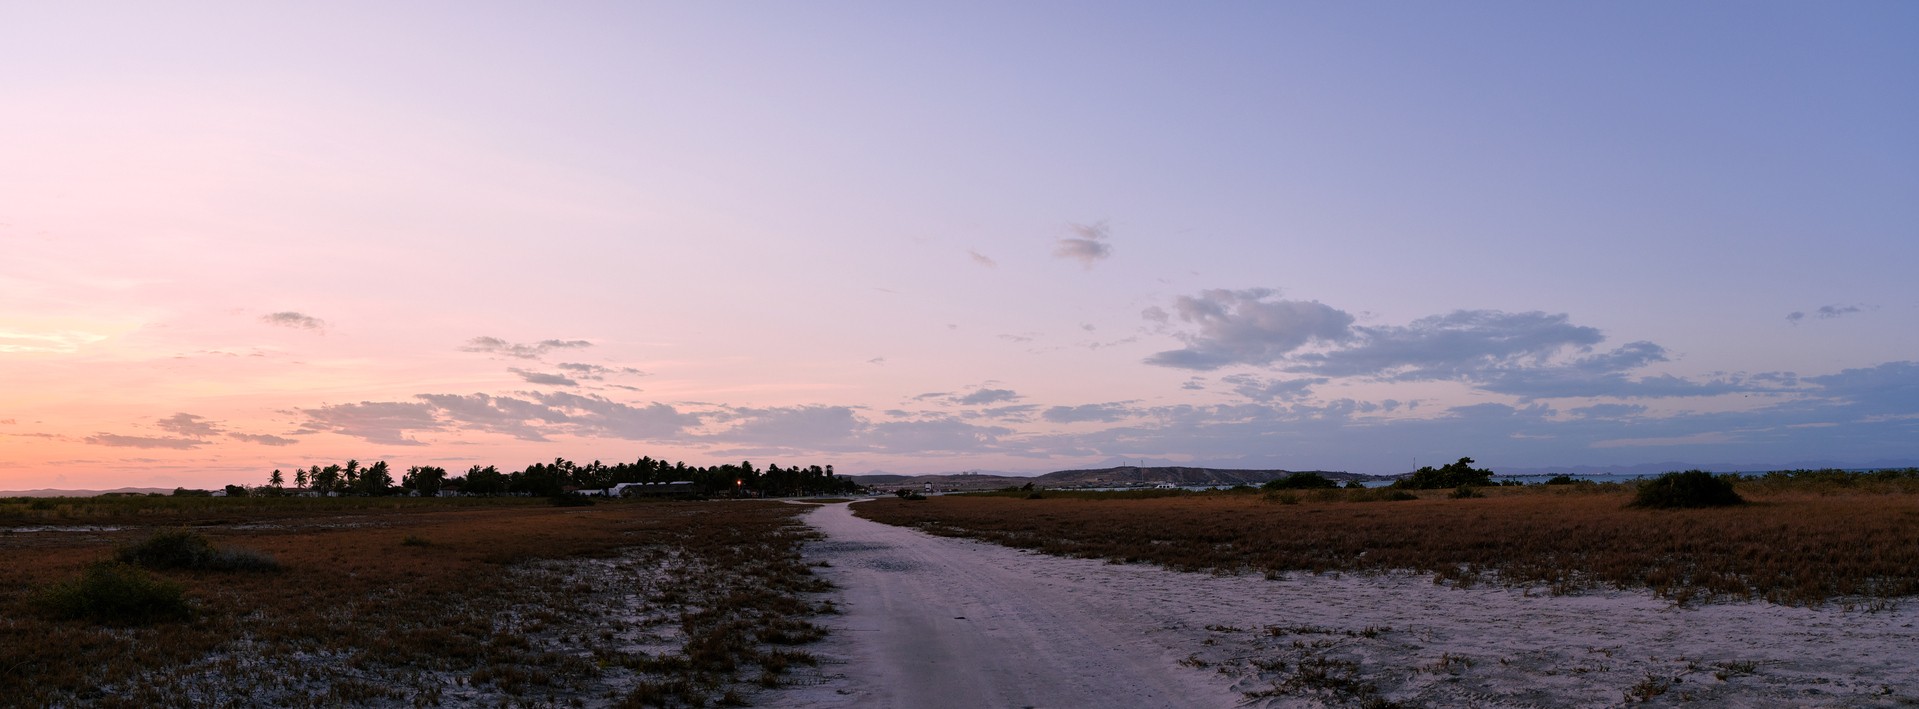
[0,499,833,707]
[852,486,1919,607]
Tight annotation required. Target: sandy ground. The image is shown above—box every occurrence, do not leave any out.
[781,500,1919,708]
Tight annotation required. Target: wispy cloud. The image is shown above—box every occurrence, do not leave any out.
[84,433,203,449]
[229,432,299,446]
[554,362,646,380]
[416,393,564,441]
[1220,374,1325,402]
[461,336,593,359]
[1787,304,1868,324]
[955,388,1020,406]
[297,401,444,446]
[0,329,108,354]
[1041,402,1138,424]
[1144,289,1354,370]
[1146,289,1768,401]
[509,368,579,387]
[530,391,697,441]
[260,311,326,330]
[1054,221,1113,268]
[968,249,997,268]
[155,412,222,438]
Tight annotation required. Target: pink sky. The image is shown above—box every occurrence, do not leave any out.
[4,3,1915,490]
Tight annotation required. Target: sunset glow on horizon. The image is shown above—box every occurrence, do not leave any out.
[4,3,1916,490]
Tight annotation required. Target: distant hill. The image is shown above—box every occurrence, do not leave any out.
[847,466,1378,490]
[0,487,173,498]
[1041,466,1368,486]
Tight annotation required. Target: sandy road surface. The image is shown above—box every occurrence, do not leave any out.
[779,500,1919,708]
[780,501,1237,709]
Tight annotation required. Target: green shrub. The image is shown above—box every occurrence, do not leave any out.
[35,562,191,625]
[1266,491,1301,505]
[117,529,281,572]
[1448,486,1483,499]
[1630,471,1744,509]
[1263,472,1340,490]
[1393,457,1495,489]
[1346,488,1418,503]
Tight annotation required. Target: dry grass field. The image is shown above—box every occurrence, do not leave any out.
[0,498,835,707]
[854,483,1919,608]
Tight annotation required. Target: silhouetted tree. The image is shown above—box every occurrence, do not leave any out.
[403,465,447,496]
[1394,457,1494,489]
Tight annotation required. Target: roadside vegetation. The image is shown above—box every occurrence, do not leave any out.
[855,469,1919,608]
[0,498,836,707]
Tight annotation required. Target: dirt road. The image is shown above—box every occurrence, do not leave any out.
[782,501,1236,709]
[779,500,1919,708]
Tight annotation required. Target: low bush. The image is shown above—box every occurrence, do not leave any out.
[1347,488,1418,503]
[1630,471,1744,509]
[1393,457,1495,490]
[1263,473,1340,490]
[35,562,191,625]
[1448,486,1483,499]
[116,529,282,571]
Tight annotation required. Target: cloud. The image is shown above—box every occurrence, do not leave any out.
[1292,310,1601,379]
[530,391,697,440]
[1570,404,1649,419]
[509,368,579,386]
[1220,374,1325,402]
[553,362,647,380]
[1041,403,1138,424]
[229,432,299,446]
[869,418,1011,454]
[710,406,863,449]
[298,401,444,446]
[955,388,1020,406]
[1817,305,1864,319]
[980,404,1040,421]
[1804,361,1919,415]
[84,433,203,449]
[1145,288,1801,401]
[1144,289,1355,370]
[155,412,223,438]
[461,336,593,359]
[969,250,997,268]
[1788,304,1869,324]
[417,393,565,441]
[1054,221,1113,268]
[0,329,108,354]
[261,311,326,330]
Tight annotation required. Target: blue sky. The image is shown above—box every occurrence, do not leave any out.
[2,2,1915,488]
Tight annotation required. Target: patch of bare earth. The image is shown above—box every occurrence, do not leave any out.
[1,500,837,707]
[848,493,1919,707]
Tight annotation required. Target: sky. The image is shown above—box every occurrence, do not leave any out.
[3,2,1916,490]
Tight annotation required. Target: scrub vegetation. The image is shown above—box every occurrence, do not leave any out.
[855,469,1919,608]
[0,498,836,707]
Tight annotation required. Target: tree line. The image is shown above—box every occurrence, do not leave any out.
[239,456,861,498]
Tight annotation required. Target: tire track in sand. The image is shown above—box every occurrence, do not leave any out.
[782,501,1233,709]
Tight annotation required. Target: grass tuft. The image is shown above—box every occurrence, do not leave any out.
[34,561,191,625]
[116,528,281,572]
[1629,471,1743,509]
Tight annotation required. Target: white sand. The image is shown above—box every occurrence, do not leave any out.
[781,501,1919,708]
